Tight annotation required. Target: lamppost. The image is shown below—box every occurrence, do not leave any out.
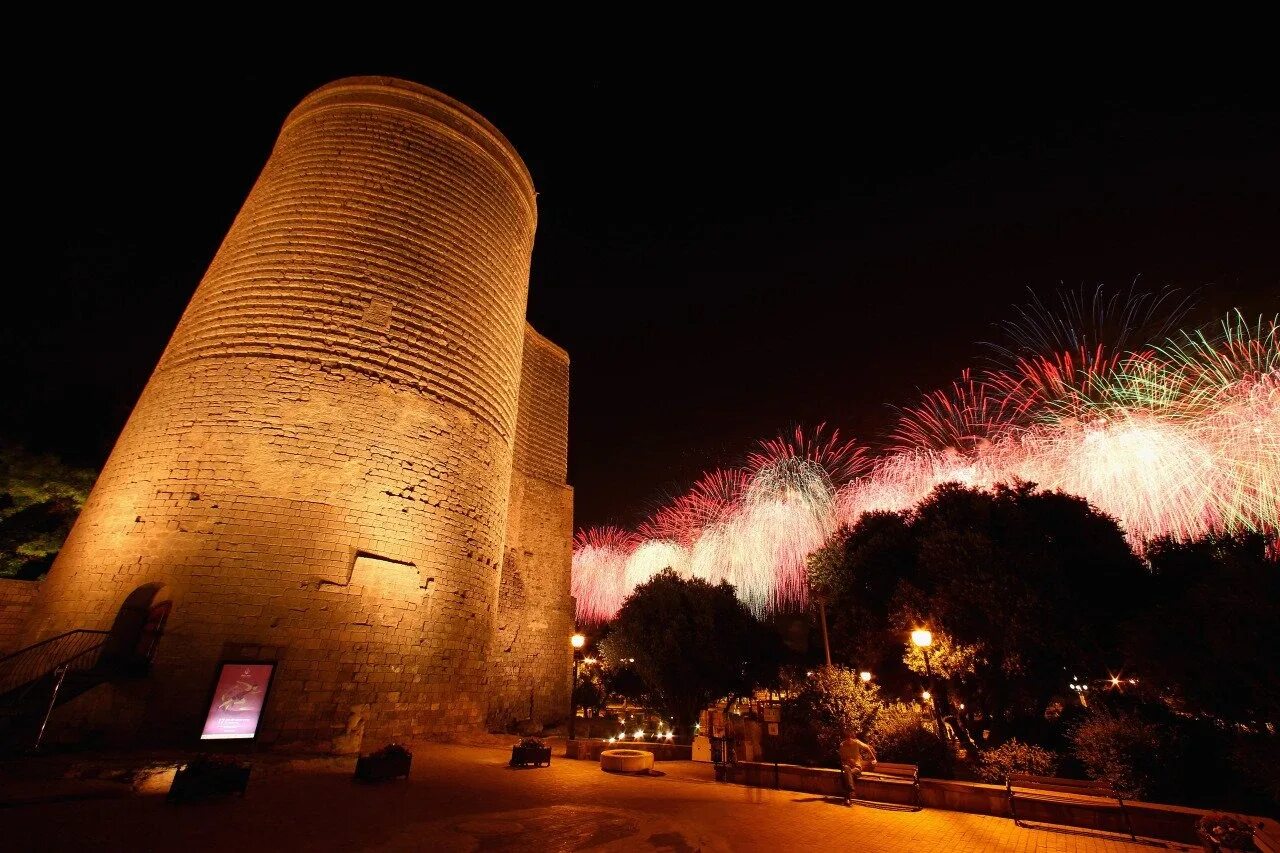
[816,593,833,668]
[569,633,585,740]
[911,629,948,743]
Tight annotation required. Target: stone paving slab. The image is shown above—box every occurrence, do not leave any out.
[3,742,1192,852]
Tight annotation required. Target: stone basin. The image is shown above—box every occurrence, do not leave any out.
[599,749,655,774]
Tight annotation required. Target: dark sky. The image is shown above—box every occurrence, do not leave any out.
[6,57,1278,531]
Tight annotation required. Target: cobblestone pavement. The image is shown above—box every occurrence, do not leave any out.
[4,742,1189,852]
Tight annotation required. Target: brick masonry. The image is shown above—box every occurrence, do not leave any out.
[18,77,573,751]
[488,327,575,729]
[0,578,39,655]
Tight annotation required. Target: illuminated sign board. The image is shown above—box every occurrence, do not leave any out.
[200,662,275,740]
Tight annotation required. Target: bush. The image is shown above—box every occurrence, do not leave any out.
[1230,731,1280,808]
[1069,710,1170,799]
[1197,814,1261,849]
[791,667,881,753]
[773,667,881,766]
[976,738,1059,783]
[869,701,953,778]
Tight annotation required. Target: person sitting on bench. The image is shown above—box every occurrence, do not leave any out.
[839,733,877,805]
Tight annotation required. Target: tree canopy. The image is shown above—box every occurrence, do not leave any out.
[811,482,1148,738]
[0,444,96,578]
[602,570,780,734]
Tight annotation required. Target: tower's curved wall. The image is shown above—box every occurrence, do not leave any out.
[490,326,575,728]
[25,77,539,749]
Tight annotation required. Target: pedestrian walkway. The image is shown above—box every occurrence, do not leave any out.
[4,742,1188,852]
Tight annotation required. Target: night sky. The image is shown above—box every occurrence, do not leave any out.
[6,58,1278,531]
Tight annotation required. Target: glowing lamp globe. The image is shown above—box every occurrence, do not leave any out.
[911,629,933,648]
[571,633,586,649]
[859,671,872,682]
[922,690,932,701]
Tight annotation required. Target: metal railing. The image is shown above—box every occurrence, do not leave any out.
[0,629,111,701]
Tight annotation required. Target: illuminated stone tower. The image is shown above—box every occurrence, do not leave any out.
[22,77,574,749]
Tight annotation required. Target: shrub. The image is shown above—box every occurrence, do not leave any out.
[976,738,1058,783]
[773,667,881,766]
[1069,710,1169,799]
[369,743,412,759]
[869,701,953,778]
[1230,732,1280,808]
[1197,813,1261,849]
[790,667,881,754]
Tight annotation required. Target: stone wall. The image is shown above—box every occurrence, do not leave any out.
[0,578,39,654]
[725,761,1213,844]
[22,77,547,751]
[487,326,575,730]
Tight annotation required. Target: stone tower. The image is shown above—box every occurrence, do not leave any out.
[21,77,574,750]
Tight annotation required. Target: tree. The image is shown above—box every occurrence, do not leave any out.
[773,667,881,766]
[807,511,917,690]
[0,444,96,578]
[604,570,780,735]
[811,482,1148,739]
[1127,532,1280,726]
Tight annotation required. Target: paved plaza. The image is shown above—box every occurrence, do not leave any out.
[2,742,1188,852]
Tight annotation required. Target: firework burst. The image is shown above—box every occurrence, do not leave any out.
[571,304,1279,623]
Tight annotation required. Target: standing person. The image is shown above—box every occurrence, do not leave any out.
[838,733,877,806]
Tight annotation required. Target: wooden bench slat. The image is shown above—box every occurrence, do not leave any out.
[846,762,921,809]
[1006,773,1134,841]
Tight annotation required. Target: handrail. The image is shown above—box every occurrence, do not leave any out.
[0,629,112,699]
[0,629,109,665]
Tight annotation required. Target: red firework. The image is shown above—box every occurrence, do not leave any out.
[747,423,869,486]
[892,369,1021,455]
[638,469,750,545]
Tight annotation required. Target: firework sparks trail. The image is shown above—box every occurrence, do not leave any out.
[571,310,1280,622]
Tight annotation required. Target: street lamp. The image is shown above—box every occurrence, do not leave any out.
[859,671,872,683]
[569,633,586,740]
[912,628,948,743]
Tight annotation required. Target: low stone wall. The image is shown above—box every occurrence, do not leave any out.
[0,578,39,654]
[564,739,692,762]
[724,761,1214,844]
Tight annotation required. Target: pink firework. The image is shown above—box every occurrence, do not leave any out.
[748,423,870,487]
[571,526,638,626]
[892,369,1022,455]
[637,469,749,545]
[572,306,1279,623]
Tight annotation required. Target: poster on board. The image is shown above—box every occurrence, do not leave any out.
[200,662,275,740]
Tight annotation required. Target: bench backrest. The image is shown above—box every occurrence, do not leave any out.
[1007,772,1116,798]
[872,762,918,779]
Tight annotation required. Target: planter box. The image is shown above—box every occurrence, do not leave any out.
[510,744,552,768]
[167,764,251,803]
[354,752,412,783]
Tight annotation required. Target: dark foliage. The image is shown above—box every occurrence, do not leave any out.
[1128,532,1280,725]
[605,570,781,735]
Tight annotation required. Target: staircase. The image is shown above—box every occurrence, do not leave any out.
[0,629,114,751]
